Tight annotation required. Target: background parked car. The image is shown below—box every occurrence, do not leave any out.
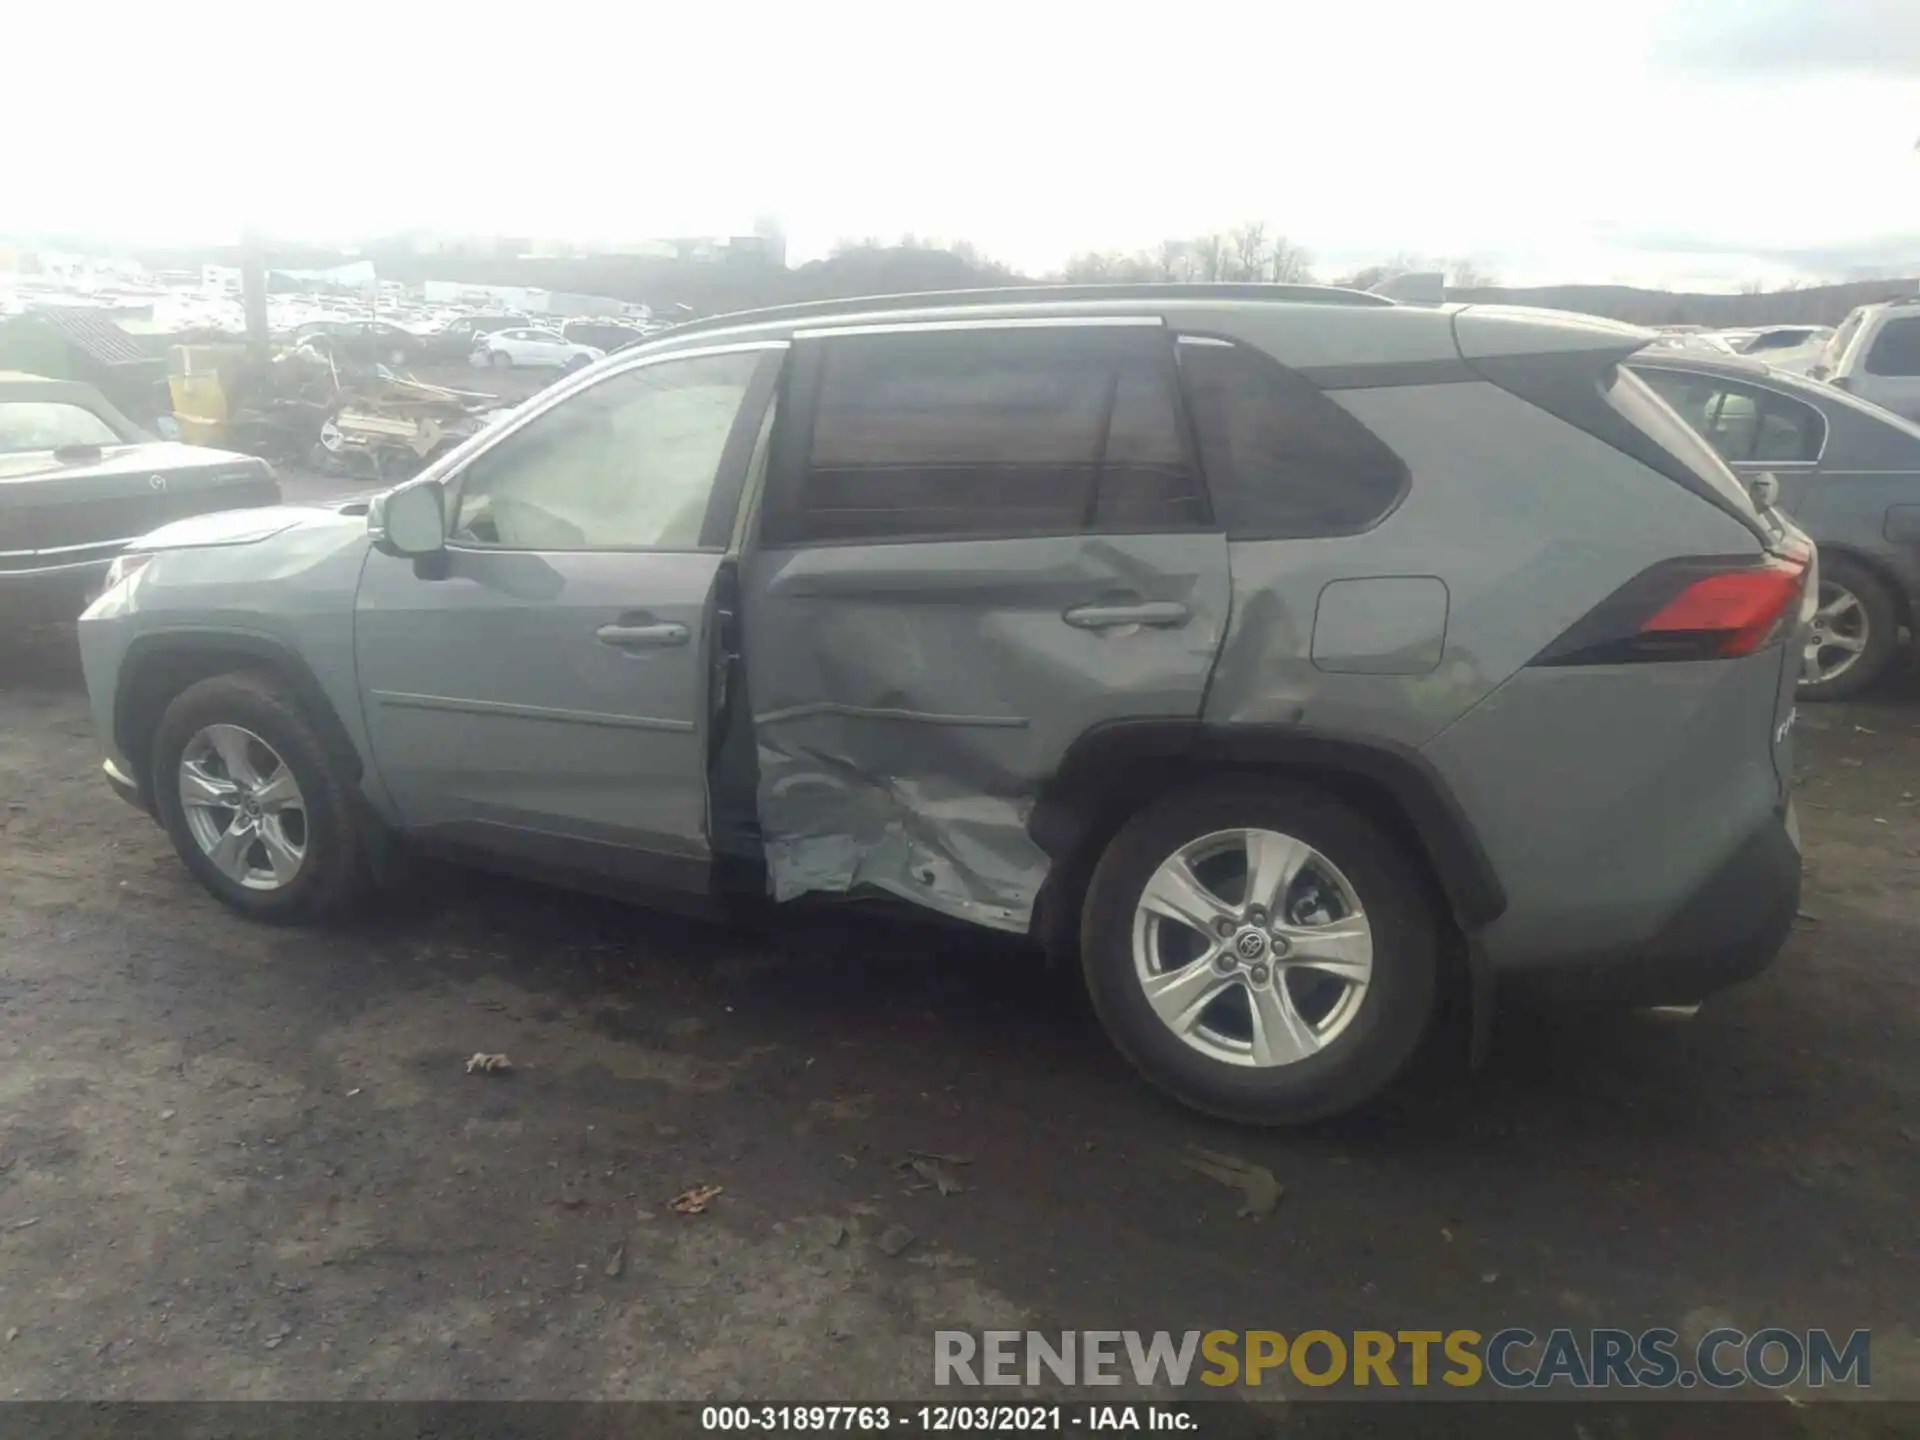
[560,318,647,353]
[0,373,279,613]
[1808,297,1920,422]
[420,313,531,362]
[1629,348,1920,698]
[474,328,604,370]
[291,320,426,368]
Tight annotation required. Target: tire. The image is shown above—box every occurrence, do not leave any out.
[150,672,373,924]
[1799,555,1898,702]
[490,350,513,369]
[1080,779,1440,1125]
[564,354,590,372]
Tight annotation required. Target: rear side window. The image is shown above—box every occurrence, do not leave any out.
[774,328,1207,543]
[1174,337,1407,538]
[1604,366,1761,521]
[1634,368,1825,464]
[1865,317,1920,377]
[1824,309,1866,369]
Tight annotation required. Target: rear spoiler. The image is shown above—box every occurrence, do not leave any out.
[1367,271,1447,305]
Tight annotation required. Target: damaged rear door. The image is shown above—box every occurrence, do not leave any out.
[740,316,1231,932]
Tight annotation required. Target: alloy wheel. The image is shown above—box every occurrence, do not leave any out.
[1804,581,1869,686]
[177,724,309,891]
[1130,827,1373,1068]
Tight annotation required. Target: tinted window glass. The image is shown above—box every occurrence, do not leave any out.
[451,350,758,550]
[1865,317,1920,377]
[1175,337,1407,537]
[1635,368,1825,464]
[783,329,1204,543]
[1096,354,1205,527]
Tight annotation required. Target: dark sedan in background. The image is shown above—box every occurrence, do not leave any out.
[1,373,280,613]
[1629,350,1920,699]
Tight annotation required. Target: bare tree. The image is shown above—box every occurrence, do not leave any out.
[1446,258,1500,290]
[1226,222,1269,281]
[1739,278,1768,295]
[1266,236,1314,283]
[1191,234,1228,282]
[1154,238,1190,281]
[1061,251,1116,283]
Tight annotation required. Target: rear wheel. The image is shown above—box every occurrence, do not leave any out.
[1081,780,1439,1125]
[1800,555,1897,701]
[151,673,373,923]
[490,349,513,369]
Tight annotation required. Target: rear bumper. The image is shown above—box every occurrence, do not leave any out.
[1496,801,1802,1007]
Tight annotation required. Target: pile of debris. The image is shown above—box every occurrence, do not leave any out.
[171,343,508,481]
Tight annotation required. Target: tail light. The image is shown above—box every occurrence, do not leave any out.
[1536,555,1809,667]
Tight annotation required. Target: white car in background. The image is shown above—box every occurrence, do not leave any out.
[1709,325,1835,375]
[474,327,605,371]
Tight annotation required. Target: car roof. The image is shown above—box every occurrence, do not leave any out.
[651,282,1394,345]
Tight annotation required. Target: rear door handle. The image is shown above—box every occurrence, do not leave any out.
[595,622,689,649]
[1062,601,1191,630]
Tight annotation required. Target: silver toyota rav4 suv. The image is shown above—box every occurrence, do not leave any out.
[77,284,1813,1125]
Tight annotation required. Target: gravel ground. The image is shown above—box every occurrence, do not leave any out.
[0,604,1916,1426]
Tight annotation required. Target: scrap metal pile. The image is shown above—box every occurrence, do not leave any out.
[171,343,507,481]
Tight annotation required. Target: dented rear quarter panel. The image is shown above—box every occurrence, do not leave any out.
[1203,380,1764,746]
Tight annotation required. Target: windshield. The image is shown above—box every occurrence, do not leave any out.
[0,400,124,455]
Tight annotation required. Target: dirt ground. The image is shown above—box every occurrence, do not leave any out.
[0,574,1916,1422]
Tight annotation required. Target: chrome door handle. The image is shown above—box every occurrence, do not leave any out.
[596,622,689,649]
[1061,601,1191,630]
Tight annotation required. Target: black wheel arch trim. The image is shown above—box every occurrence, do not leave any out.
[115,629,365,795]
[1029,718,1508,938]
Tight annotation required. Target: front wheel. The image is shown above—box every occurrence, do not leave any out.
[1080,780,1439,1125]
[490,350,513,369]
[150,673,374,923]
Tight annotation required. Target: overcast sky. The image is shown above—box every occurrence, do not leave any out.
[3,0,1914,288]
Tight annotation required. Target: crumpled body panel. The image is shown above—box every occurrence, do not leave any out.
[742,533,1230,931]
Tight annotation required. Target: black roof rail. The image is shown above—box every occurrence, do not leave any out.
[652,282,1395,341]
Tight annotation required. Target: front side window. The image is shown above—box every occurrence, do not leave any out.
[0,400,123,454]
[1865,317,1920,377]
[450,350,761,550]
[1636,368,1825,465]
[1175,336,1408,537]
[775,327,1206,544]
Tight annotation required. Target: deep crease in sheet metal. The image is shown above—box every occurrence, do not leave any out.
[743,533,1230,931]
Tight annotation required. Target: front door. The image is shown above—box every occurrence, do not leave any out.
[354,342,784,886]
[740,319,1231,931]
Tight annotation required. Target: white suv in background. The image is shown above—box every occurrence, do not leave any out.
[1810,298,1920,421]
